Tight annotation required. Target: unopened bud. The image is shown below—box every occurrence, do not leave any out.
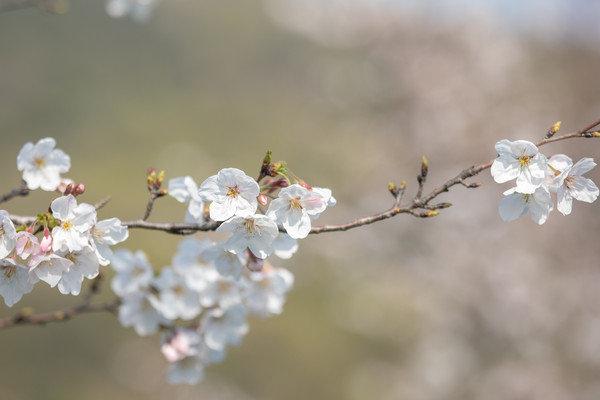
[257,194,268,206]
[592,131,600,138]
[246,251,264,272]
[388,181,399,197]
[546,121,562,138]
[420,210,439,218]
[420,156,429,178]
[72,183,85,196]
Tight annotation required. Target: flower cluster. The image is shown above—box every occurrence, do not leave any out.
[0,139,129,306]
[112,165,334,384]
[112,242,295,384]
[491,139,599,224]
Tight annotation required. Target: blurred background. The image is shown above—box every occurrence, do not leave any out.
[1,0,600,399]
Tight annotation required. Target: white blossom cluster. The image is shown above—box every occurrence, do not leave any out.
[491,139,599,224]
[0,138,129,306]
[112,167,335,384]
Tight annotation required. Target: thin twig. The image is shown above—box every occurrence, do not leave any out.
[0,181,29,204]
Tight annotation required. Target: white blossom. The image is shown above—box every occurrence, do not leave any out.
[149,268,202,320]
[166,355,204,385]
[267,184,327,239]
[57,247,100,296]
[199,168,260,221]
[242,266,294,317]
[0,210,17,259]
[201,241,245,278]
[311,186,336,218]
[118,291,169,336]
[217,214,279,259]
[199,275,242,310]
[491,139,547,193]
[171,238,218,292]
[29,253,72,288]
[547,155,599,215]
[110,249,153,296]
[200,303,249,352]
[90,218,129,266]
[51,195,96,253]
[272,233,298,260]
[498,186,553,225]
[168,176,206,223]
[0,259,35,307]
[17,137,70,191]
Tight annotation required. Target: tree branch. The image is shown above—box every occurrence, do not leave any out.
[0,181,29,204]
[0,0,62,13]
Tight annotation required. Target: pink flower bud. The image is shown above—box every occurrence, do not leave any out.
[246,250,264,272]
[40,228,52,253]
[15,231,40,260]
[72,183,85,196]
[299,180,313,190]
[257,194,268,206]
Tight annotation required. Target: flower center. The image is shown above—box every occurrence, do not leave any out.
[62,221,73,230]
[226,186,240,198]
[565,176,575,189]
[522,193,532,203]
[173,285,185,296]
[290,197,302,210]
[2,265,16,278]
[518,155,531,167]
[218,280,232,293]
[34,157,45,168]
[0,226,4,236]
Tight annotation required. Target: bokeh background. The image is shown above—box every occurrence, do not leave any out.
[1,0,600,399]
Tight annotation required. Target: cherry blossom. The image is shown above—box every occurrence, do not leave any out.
[498,186,553,225]
[547,155,599,215]
[201,241,245,278]
[242,266,294,317]
[29,253,72,288]
[161,328,200,363]
[118,291,169,336]
[110,249,153,296]
[50,195,97,253]
[216,214,279,259]
[0,210,17,259]
[267,184,327,239]
[272,233,298,260]
[57,248,100,295]
[199,168,260,221]
[149,268,202,320]
[168,176,206,223]
[198,275,242,310]
[491,139,547,194]
[90,218,129,266]
[0,259,35,307]
[200,303,249,352]
[17,137,70,191]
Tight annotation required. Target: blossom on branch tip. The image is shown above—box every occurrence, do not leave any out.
[216,214,279,259]
[491,139,547,194]
[168,176,206,223]
[498,186,553,225]
[17,138,70,191]
[267,184,327,239]
[546,155,599,215]
[198,168,260,221]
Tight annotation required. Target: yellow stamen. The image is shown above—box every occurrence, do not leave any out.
[518,155,531,167]
[290,197,302,210]
[3,265,16,278]
[244,218,256,233]
[34,157,45,168]
[226,186,240,198]
[62,221,73,230]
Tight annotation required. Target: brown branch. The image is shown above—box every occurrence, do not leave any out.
[0,299,119,330]
[0,181,29,204]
